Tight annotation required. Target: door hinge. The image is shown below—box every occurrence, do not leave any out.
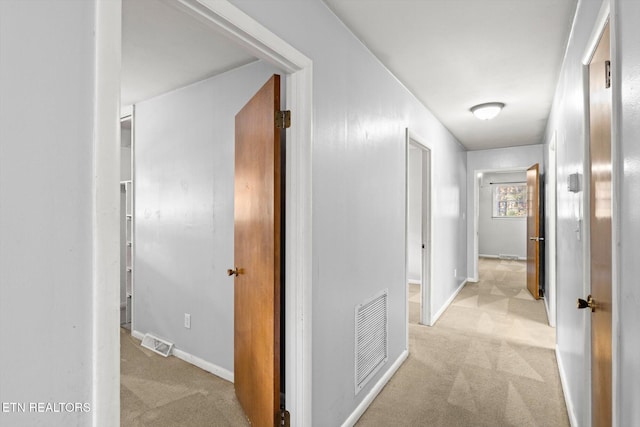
[279,409,290,427]
[605,60,611,88]
[275,110,291,129]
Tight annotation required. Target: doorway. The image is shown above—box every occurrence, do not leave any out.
[406,131,431,327]
[94,0,313,424]
[476,169,528,261]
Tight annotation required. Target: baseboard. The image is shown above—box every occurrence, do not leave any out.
[407,279,421,285]
[479,254,526,261]
[555,345,578,427]
[430,279,467,325]
[340,349,409,427]
[172,347,234,383]
[543,297,555,327]
[479,254,499,259]
[130,329,234,383]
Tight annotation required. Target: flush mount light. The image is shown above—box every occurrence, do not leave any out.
[470,102,505,120]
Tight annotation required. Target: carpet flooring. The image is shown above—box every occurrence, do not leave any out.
[356,257,569,427]
[120,329,248,426]
[121,257,568,426]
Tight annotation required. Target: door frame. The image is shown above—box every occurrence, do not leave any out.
[92,1,313,426]
[470,167,530,280]
[581,1,620,425]
[472,167,529,258]
[546,132,557,327]
[405,129,432,328]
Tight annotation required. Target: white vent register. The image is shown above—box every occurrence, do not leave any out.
[141,333,174,357]
[354,288,389,394]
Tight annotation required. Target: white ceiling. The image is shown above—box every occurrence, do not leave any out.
[121,0,257,107]
[122,0,577,151]
[323,0,578,151]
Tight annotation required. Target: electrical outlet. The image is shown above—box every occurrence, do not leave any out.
[184,313,191,329]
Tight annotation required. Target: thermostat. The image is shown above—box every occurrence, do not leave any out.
[568,173,581,192]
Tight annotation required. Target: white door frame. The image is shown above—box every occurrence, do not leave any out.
[93,1,313,426]
[546,133,557,327]
[472,167,527,262]
[405,129,432,330]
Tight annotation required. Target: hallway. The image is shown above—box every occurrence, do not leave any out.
[357,258,568,426]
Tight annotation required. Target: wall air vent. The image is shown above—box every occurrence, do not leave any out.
[141,333,174,357]
[355,288,389,394]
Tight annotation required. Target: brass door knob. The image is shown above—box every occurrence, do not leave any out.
[227,267,240,277]
[577,295,597,312]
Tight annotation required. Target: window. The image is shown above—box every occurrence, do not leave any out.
[492,184,527,218]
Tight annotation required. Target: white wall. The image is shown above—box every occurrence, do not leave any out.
[0,1,103,425]
[229,1,467,425]
[616,1,640,422]
[466,145,544,280]
[544,0,640,424]
[133,60,279,374]
[478,171,527,258]
[407,146,422,283]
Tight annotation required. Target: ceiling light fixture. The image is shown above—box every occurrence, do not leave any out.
[470,102,505,120]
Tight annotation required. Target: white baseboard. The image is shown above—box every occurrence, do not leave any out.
[172,347,234,383]
[430,279,467,325]
[340,349,409,427]
[131,329,234,383]
[479,253,499,259]
[407,279,421,285]
[555,345,578,427]
[479,254,526,261]
[543,296,555,327]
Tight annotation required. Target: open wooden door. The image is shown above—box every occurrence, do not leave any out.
[526,163,541,300]
[584,22,612,427]
[230,74,284,427]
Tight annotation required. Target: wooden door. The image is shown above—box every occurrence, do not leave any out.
[588,22,612,427]
[232,74,282,427]
[526,163,541,300]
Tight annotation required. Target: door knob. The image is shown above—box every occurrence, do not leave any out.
[227,267,241,277]
[529,237,545,241]
[577,295,597,312]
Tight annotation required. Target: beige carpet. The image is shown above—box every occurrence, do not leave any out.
[356,257,569,427]
[121,258,568,426]
[120,329,248,426]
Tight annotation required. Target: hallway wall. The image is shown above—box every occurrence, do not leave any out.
[544,0,640,424]
[615,1,640,422]
[0,1,116,426]
[229,1,468,425]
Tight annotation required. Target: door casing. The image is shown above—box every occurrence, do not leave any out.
[405,130,432,328]
[526,163,541,300]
